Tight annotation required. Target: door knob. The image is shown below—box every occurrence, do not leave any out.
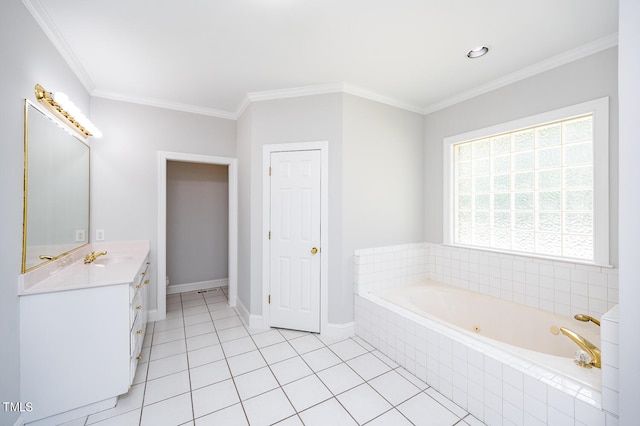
[311,247,319,254]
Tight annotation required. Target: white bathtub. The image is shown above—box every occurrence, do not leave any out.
[371,280,602,390]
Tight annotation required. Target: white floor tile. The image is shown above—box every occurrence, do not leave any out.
[288,334,325,354]
[144,370,191,406]
[365,408,413,426]
[186,332,219,351]
[336,383,392,424]
[153,317,185,332]
[214,316,243,330]
[182,305,209,317]
[153,327,185,345]
[182,299,207,308]
[191,379,240,418]
[396,392,461,426]
[86,383,145,424]
[140,393,193,426]
[138,345,152,363]
[274,415,304,425]
[316,363,364,395]
[181,291,205,301]
[298,398,357,426]
[227,350,267,376]
[208,301,232,312]
[188,344,225,368]
[87,291,474,426]
[251,329,286,348]
[301,347,342,372]
[218,325,250,342]
[195,403,248,426]
[368,370,421,406]
[132,362,148,385]
[189,359,231,390]
[425,387,468,418]
[260,341,298,364]
[282,374,332,411]
[346,352,392,380]
[150,339,187,361]
[278,328,310,340]
[184,312,213,327]
[234,367,280,400]
[270,356,313,385]
[185,321,216,338]
[329,339,368,361]
[242,388,296,426]
[371,350,399,368]
[222,336,257,357]
[89,408,141,426]
[147,353,189,380]
[396,367,429,390]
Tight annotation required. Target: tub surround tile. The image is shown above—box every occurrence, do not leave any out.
[355,289,609,426]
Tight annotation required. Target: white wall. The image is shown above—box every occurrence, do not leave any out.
[236,105,253,311]
[90,97,236,310]
[617,0,640,422]
[0,1,91,423]
[424,47,619,265]
[241,94,344,319]
[341,94,424,322]
[167,161,228,287]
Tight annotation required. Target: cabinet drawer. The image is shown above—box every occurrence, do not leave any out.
[130,313,145,357]
[129,290,143,330]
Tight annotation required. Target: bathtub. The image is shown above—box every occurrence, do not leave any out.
[355,279,607,424]
[371,280,602,390]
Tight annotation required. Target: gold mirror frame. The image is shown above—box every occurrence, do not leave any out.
[22,100,90,273]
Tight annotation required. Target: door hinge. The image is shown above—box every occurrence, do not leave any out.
[268,166,272,176]
[268,231,271,240]
[268,295,271,304]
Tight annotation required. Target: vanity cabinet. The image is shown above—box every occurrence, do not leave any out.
[19,245,150,424]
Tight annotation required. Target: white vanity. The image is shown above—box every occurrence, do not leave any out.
[18,240,150,425]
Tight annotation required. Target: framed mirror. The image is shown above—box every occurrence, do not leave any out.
[22,100,90,272]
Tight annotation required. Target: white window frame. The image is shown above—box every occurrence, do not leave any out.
[443,97,610,266]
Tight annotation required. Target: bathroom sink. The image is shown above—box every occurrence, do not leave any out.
[91,256,134,266]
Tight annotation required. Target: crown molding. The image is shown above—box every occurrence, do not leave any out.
[424,32,619,114]
[22,0,96,93]
[342,84,425,114]
[91,90,237,120]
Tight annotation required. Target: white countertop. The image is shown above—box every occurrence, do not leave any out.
[18,240,150,295]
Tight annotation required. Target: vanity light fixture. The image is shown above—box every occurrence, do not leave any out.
[467,46,489,59]
[34,84,102,138]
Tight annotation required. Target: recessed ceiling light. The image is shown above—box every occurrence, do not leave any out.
[467,46,489,59]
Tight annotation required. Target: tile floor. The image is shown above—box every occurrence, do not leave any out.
[68,287,485,426]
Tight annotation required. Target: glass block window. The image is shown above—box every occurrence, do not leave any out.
[444,98,609,264]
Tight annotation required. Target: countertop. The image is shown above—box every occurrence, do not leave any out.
[18,240,150,295]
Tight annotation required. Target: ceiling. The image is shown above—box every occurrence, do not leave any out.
[25,0,618,119]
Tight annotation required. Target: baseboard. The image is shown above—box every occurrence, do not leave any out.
[166,278,228,295]
[323,321,355,339]
[235,297,268,330]
[147,309,158,322]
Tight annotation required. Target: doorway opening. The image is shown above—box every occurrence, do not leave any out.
[157,152,237,321]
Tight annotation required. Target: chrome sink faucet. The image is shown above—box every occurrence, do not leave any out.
[560,327,601,368]
[84,251,107,264]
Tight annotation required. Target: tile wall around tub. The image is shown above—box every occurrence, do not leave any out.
[354,243,618,321]
[355,294,620,426]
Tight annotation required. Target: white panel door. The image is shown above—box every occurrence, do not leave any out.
[269,150,321,333]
